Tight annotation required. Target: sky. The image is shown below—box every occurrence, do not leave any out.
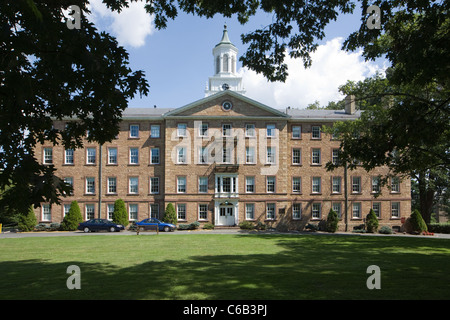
[87,0,387,110]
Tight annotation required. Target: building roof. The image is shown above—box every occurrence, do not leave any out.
[122,107,174,119]
[285,108,361,121]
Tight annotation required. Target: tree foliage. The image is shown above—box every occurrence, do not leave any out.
[326,208,339,233]
[163,203,177,225]
[0,0,149,215]
[18,206,37,232]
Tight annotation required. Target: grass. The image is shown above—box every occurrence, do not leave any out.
[0,233,449,300]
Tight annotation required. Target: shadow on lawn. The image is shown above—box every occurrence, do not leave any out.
[0,234,449,300]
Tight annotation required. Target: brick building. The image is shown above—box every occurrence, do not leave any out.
[34,27,410,231]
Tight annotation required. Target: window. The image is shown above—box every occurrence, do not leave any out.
[245,203,255,220]
[311,148,321,165]
[372,176,380,193]
[372,202,381,218]
[293,203,302,220]
[312,203,321,219]
[199,147,208,164]
[108,148,117,164]
[129,148,139,164]
[150,177,159,194]
[64,204,71,217]
[391,177,400,193]
[150,204,159,218]
[177,147,186,164]
[222,147,231,163]
[86,148,96,164]
[64,149,74,164]
[129,204,138,221]
[64,177,73,195]
[150,125,160,138]
[332,149,340,165]
[245,124,255,137]
[266,146,276,164]
[222,124,232,137]
[266,203,276,220]
[292,126,301,139]
[177,176,186,193]
[266,124,276,137]
[246,176,255,193]
[352,176,361,193]
[199,123,208,137]
[107,177,117,194]
[246,147,255,164]
[292,177,301,193]
[312,177,321,193]
[107,204,115,220]
[177,123,187,137]
[42,204,51,221]
[267,176,276,193]
[129,177,139,194]
[43,148,53,164]
[391,202,400,218]
[198,204,208,220]
[198,176,208,193]
[332,176,341,193]
[86,177,95,194]
[129,124,139,138]
[150,148,160,164]
[216,175,237,193]
[352,202,361,218]
[312,126,321,139]
[177,204,186,220]
[332,202,342,219]
[85,204,95,220]
[292,148,301,165]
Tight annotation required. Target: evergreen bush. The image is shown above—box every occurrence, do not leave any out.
[379,226,393,234]
[326,208,339,233]
[239,221,254,230]
[163,203,177,225]
[113,199,129,227]
[366,209,379,233]
[409,209,428,233]
[61,201,83,231]
[18,206,37,232]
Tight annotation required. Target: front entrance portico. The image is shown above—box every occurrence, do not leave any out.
[215,200,238,226]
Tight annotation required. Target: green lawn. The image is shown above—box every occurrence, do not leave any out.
[0,233,449,300]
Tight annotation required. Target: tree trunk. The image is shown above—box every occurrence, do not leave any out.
[418,171,435,223]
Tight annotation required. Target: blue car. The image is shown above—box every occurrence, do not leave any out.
[78,219,125,233]
[136,218,176,232]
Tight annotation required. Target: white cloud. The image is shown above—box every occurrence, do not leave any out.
[87,0,154,48]
[239,37,386,109]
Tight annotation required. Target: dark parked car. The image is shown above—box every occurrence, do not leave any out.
[136,218,176,232]
[78,219,125,233]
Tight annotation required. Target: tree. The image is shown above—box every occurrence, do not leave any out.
[61,201,83,231]
[326,208,339,233]
[163,203,177,225]
[18,206,37,232]
[113,199,129,227]
[0,1,149,215]
[365,209,379,233]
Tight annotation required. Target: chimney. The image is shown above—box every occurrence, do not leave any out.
[345,95,356,114]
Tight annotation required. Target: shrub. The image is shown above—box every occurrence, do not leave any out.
[18,206,37,232]
[428,223,450,234]
[239,221,254,230]
[255,221,267,230]
[177,221,201,230]
[113,199,129,227]
[379,226,393,234]
[305,223,318,232]
[409,210,428,233]
[163,203,177,225]
[61,201,83,231]
[326,209,339,233]
[366,209,379,233]
[203,223,215,230]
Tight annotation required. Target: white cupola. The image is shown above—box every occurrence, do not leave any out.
[205,25,245,97]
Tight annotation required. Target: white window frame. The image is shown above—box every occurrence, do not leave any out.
[129,124,140,138]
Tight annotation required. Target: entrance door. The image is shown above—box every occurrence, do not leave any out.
[218,206,234,226]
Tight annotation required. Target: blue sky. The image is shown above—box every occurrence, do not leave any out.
[88,1,386,110]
